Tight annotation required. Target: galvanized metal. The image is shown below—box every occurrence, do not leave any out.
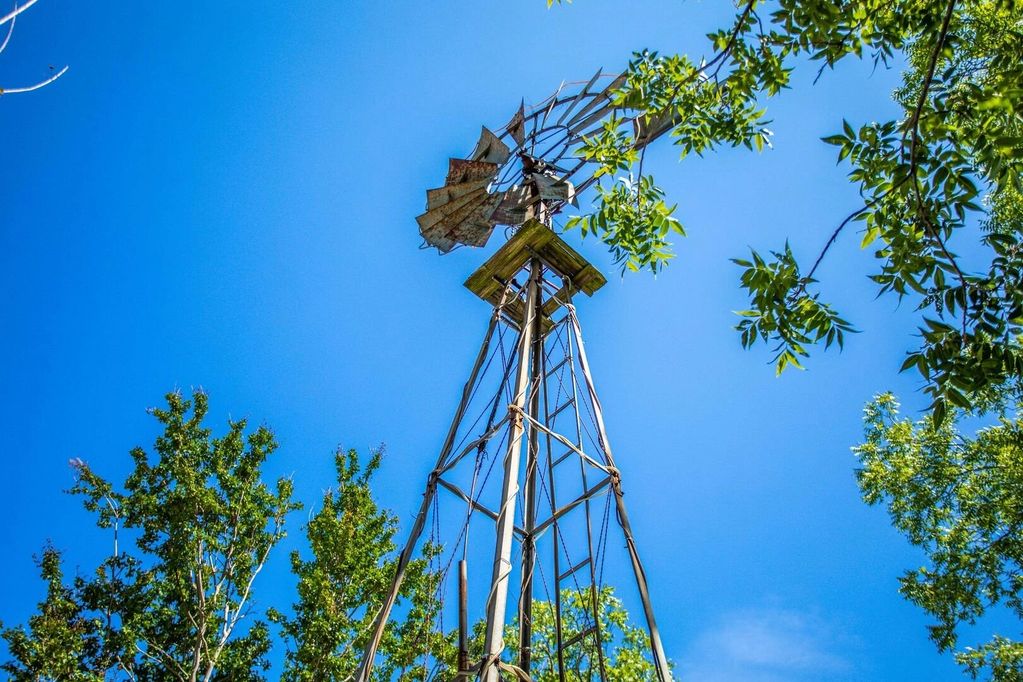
[359,223,674,680]
[459,559,470,675]
[482,259,541,682]
[354,314,501,682]
[416,68,684,255]
[568,308,674,682]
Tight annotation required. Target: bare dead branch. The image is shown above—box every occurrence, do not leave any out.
[0,0,37,28]
[0,6,16,55]
[1,64,68,94]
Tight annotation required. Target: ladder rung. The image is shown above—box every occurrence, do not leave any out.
[549,397,576,420]
[562,625,598,650]
[559,557,591,582]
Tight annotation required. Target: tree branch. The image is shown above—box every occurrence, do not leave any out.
[0,4,16,55]
[1,65,68,94]
[0,0,37,28]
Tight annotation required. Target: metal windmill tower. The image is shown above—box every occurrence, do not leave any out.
[357,71,678,682]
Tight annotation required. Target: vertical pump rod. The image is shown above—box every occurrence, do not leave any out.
[517,258,546,674]
[482,259,542,681]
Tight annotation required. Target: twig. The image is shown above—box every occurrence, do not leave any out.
[904,0,957,165]
[801,179,908,288]
[903,0,966,334]
[800,0,958,294]
[0,0,36,28]
[1,64,68,94]
[0,4,15,55]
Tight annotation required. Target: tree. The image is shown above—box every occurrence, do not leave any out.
[504,587,666,681]
[271,448,451,681]
[1,390,299,681]
[855,393,1023,679]
[272,450,666,680]
[550,0,1022,419]
[1,393,670,679]
[0,547,105,681]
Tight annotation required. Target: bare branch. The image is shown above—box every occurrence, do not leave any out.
[1,64,68,94]
[0,0,37,29]
[0,5,16,56]
[904,0,958,165]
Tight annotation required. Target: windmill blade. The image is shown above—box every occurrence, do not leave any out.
[564,72,626,129]
[554,67,604,126]
[634,108,681,149]
[417,187,489,231]
[418,188,504,252]
[427,179,491,210]
[538,79,566,130]
[470,126,511,165]
[505,101,526,147]
[446,158,500,185]
[530,173,576,206]
[491,185,531,225]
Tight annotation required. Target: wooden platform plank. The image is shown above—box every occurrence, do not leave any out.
[465,220,606,308]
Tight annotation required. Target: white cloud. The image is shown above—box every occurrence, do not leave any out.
[680,607,854,682]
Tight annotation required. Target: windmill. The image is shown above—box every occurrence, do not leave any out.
[358,71,677,682]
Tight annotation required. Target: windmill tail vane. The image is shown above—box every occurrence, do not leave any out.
[357,70,677,681]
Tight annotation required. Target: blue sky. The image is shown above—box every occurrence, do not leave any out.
[0,1,981,679]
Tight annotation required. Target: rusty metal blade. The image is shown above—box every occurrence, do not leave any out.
[416,187,489,230]
[446,158,499,185]
[538,80,565,131]
[426,180,490,210]
[633,108,681,149]
[419,225,457,253]
[491,185,531,225]
[531,173,575,205]
[470,126,511,165]
[555,68,603,126]
[506,100,526,146]
[564,73,626,129]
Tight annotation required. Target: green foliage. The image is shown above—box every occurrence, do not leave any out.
[1,393,667,680]
[552,0,1023,417]
[0,547,105,681]
[505,587,665,680]
[271,448,451,681]
[566,174,684,273]
[855,393,1023,679]
[733,244,855,375]
[2,390,299,681]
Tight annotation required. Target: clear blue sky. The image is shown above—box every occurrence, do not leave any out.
[0,1,977,679]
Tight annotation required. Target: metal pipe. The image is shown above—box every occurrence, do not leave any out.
[459,559,470,674]
[541,316,567,682]
[564,295,609,681]
[482,259,542,682]
[356,315,500,682]
[568,307,673,682]
[518,260,546,673]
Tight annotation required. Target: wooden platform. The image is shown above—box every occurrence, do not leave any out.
[465,220,606,327]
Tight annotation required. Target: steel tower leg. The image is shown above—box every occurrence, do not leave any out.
[568,306,674,682]
[356,315,500,682]
[482,259,542,682]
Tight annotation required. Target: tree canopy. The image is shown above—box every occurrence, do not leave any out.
[2,391,299,680]
[0,391,663,680]
[856,394,1023,679]
[271,448,449,681]
[553,0,1023,421]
